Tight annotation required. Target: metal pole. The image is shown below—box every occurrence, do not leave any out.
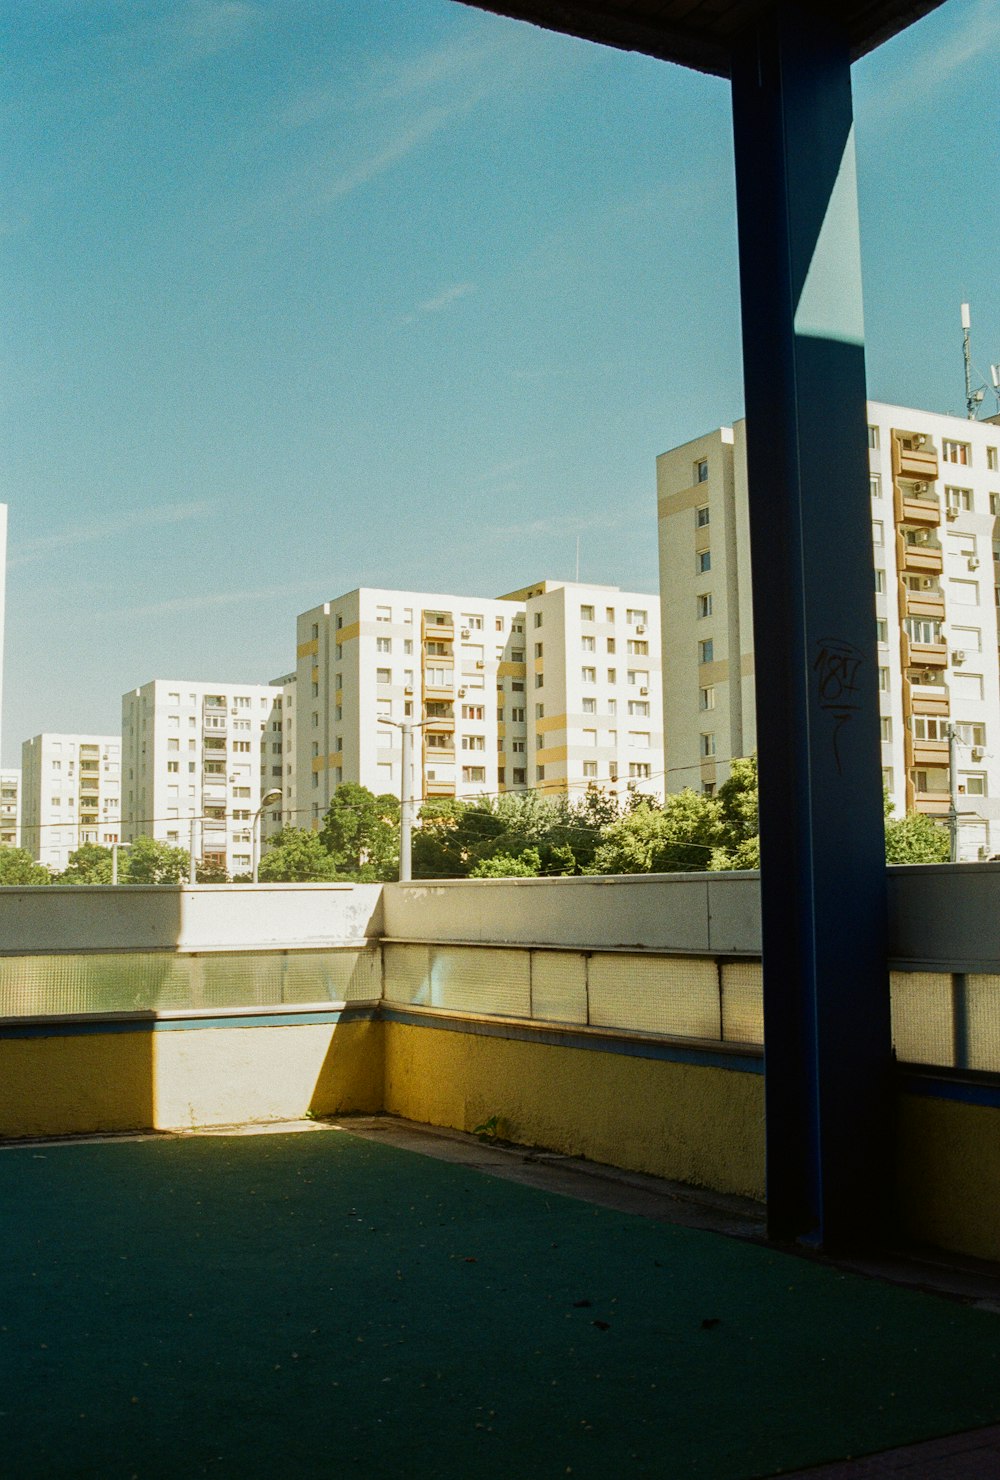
[111,842,119,886]
[252,811,261,884]
[399,721,413,883]
[188,817,197,884]
[947,722,959,863]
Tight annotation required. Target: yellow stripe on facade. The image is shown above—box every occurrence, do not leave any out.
[536,745,568,765]
[497,661,526,678]
[297,639,318,659]
[535,713,567,735]
[338,622,361,644]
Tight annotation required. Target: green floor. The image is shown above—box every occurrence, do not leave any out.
[3,1128,1000,1479]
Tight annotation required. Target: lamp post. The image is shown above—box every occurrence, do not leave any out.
[252,789,284,883]
[378,718,430,882]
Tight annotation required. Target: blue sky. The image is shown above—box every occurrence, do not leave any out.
[2,0,997,764]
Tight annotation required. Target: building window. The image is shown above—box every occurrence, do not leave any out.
[699,733,716,758]
[870,474,881,499]
[943,439,970,465]
[867,425,879,449]
[627,670,648,687]
[627,701,649,717]
[582,728,598,747]
[607,668,617,684]
[945,486,973,512]
[699,687,715,711]
[963,774,987,796]
[697,594,712,618]
[627,640,648,656]
[580,604,594,621]
[536,765,545,782]
[880,717,892,742]
[167,761,179,773]
[629,762,651,779]
[581,635,595,652]
[876,619,888,644]
[462,735,486,752]
[534,642,543,658]
[534,613,543,628]
[582,697,597,715]
[511,707,526,723]
[874,570,884,593]
[606,637,616,654]
[534,674,544,688]
[697,550,711,573]
[696,506,710,528]
[986,447,998,471]
[582,761,598,778]
[513,768,526,785]
[626,609,647,625]
[695,458,709,483]
[535,704,544,720]
[872,521,884,545]
[581,666,597,683]
[376,668,391,684]
[377,637,392,653]
[698,638,714,665]
[878,667,890,691]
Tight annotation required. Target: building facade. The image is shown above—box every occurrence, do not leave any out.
[21,734,121,872]
[657,403,1000,859]
[121,681,282,876]
[0,768,20,849]
[295,581,663,824]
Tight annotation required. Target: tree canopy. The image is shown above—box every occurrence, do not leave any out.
[257,827,341,882]
[0,847,52,885]
[319,783,400,881]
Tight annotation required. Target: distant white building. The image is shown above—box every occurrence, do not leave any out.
[21,734,121,872]
[121,680,283,876]
[295,580,663,825]
[267,671,297,842]
[656,403,1000,859]
[0,768,20,849]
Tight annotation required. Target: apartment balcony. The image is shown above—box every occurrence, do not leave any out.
[903,673,950,717]
[423,714,455,733]
[901,587,945,621]
[422,681,455,702]
[424,778,456,797]
[913,791,951,817]
[423,745,455,765]
[896,532,943,575]
[901,634,948,670]
[422,614,455,641]
[204,720,228,737]
[904,736,949,770]
[892,436,939,482]
[894,484,940,527]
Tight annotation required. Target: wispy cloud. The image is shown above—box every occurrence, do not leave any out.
[399,281,476,326]
[106,582,313,620]
[268,22,586,223]
[169,1,263,63]
[857,0,996,119]
[9,502,210,568]
[487,511,622,541]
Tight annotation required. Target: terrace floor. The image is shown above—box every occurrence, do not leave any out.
[5,1116,1000,1480]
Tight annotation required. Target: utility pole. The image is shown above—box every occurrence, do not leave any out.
[947,721,960,863]
[962,303,985,420]
[378,717,430,882]
[189,816,198,884]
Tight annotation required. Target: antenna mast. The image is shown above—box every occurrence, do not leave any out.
[961,302,986,420]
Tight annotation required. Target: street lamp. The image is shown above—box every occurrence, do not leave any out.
[252,789,284,883]
[378,718,430,882]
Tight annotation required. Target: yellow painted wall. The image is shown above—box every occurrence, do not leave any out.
[896,1093,1000,1262]
[382,1020,765,1199]
[0,1019,382,1140]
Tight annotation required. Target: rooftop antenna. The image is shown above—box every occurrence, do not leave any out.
[961,302,986,420]
[991,362,1000,413]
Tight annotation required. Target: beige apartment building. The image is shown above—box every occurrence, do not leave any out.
[121,680,283,876]
[657,403,1000,859]
[295,581,663,823]
[0,768,20,848]
[21,734,121,872]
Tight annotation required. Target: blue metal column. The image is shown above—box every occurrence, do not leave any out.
[730,6,892,1250]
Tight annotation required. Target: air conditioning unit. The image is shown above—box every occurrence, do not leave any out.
[461,628,471,638]
[636,624,646,634]
[952,650,966,665]
[476,660,485,669]
[912,434,926,449]
[404,686,413,695]
[972,746,986,761]
[457,688,467,698]
[946,507,959,521]
[640,686,649,696]
[968,556,980,570]
[913,482,928,494]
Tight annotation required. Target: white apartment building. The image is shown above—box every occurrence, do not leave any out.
[21,734,121,872]
[0,768,20,848]
[268,671,297,840]
[121,680,282,876]
[295,581,663,823]
[657,404,1000,859]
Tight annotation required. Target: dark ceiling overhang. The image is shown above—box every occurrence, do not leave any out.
[456,1,947,78]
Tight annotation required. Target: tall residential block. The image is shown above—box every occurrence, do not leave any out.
[0,768,20,848]
[21,734,121,872]
[121,680,282,876]
[295,581,663,823]
[657,403,1000,859]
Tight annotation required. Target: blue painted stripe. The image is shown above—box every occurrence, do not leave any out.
[897,1068,1000,1110]
[381,1005,764,1074]
[0,1004,377,1039]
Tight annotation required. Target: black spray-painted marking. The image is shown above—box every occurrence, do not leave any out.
[814,637,863,776]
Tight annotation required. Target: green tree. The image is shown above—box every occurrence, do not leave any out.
[257,827,340,882]
[120,835,190,883]
[884,810,951,864]
[319,784,400,881]
[195,859,230,883]
[588,792,726,875]
[468,847,542,878]
[59,843,114,884]
[0,847,52,885]
[412,798,474,879]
